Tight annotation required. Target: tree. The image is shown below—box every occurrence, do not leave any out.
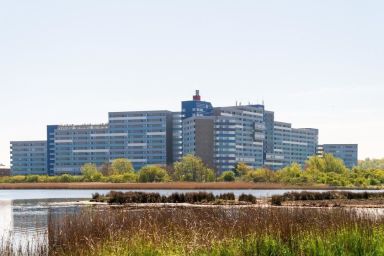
[233,162,252,177]
[246,169,276,183]
[219,171,235,182]
[357,158,384,170]
[138,165,170,183]
[306,154,348,174]
[81,163,102,181]
[173,155,215,182]
[276,162,303,184]
[111,158,134,174]
[100,162,113,176]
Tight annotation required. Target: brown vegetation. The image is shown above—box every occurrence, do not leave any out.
[47,206,384,255]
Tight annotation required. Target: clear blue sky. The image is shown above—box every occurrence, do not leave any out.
[1,0,383,166]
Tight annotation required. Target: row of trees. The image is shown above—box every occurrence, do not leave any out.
[234,154,384,187]
[79,154,384,187]
[80,155,215,183]
[2,154,384,187]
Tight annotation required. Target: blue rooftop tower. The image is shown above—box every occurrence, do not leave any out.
[181,90,213,120]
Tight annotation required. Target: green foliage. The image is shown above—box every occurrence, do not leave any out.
[25,175,39,182]
[233,162,252,176]
[58,174,75,183]
[122,172,138,182]
[219,171,236,182]
[81,163,102,182]
[173,155,215,182]
[111,158,134,174]
[137,165,170,183]
[357,158,384,170]
[276,162,304,184]
[306,154,348,174]
[1,154,384,187]
[245,169,276,182]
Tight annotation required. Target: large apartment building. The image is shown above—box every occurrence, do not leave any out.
[183,102,319,172]
[317,144,358,169]
[47,124,110,175]
[108,111,174,170]
[10,141,47,175]
[9,91,356,175]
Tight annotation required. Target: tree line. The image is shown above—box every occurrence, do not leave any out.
[2,154,384,187]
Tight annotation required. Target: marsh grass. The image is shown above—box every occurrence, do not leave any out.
[47,206,384,255]
[95,191,243,204]
[0,236,48,256]
[272,191,384,205]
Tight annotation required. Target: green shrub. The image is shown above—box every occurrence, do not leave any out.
[58,174,74,183]
[122,172,138,182]
[219,171,236,182]
[138,165,170,182]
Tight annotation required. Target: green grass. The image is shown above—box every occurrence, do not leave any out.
[44,207,384,256]
[72,228,384,256]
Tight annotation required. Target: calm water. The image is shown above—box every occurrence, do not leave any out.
[0,188,383,251]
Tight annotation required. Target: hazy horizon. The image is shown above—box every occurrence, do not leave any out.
[1,0,383,166]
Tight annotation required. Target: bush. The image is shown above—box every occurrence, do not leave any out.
[10,175,26,183]
[106,175,125,183]
[271,195,283,206]
[81,163,103,181]
[107,191,162,204]
[173,155,216,182]
[217,193,236,201]
[122,172,138,182]
[219,171,236,182]
[138,165,170,183]
[25,175,39,183]
[238,194,257,204]
[111,159,134,174]
[58,174,74,183]
[274,191,384,202]
[106,191,225,204]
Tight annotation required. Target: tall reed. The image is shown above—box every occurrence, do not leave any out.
[47,206,384,255]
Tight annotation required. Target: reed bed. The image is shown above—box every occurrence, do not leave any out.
[0,237,48,256]
[47,206,384,255]
[93,191,256,204]
[271,190,384,205]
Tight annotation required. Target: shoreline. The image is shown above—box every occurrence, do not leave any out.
[0,182,377,190]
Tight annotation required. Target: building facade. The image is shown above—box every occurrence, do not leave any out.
[317,144,358,169]
[183,116,237,173]
[184,103,319,172]
[10,91,355,175]
[268,122,318,169]
[10,141,47,175]
[181,90,213,120]
[0,166,11,176]
[49,124,110,175]
[108,110,174,170]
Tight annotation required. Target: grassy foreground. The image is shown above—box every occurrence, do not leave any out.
[45,207,384,256]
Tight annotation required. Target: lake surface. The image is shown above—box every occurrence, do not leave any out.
[0,188,383,252]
